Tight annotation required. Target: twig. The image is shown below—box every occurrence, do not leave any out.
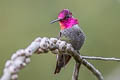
[72,62,81,80]
[82,56,120,62]
[82,59,104,80]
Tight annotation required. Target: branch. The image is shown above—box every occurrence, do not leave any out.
[0,37,112,80]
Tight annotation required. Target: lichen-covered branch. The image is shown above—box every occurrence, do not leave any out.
[0,37,41,80]
[1,37,119,80]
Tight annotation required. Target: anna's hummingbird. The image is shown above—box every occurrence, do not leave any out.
[50,9,85,74]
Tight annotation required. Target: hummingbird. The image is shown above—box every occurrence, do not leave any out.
[50,9,85,74]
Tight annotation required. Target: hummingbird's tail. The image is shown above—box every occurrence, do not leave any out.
[54,54,71,74]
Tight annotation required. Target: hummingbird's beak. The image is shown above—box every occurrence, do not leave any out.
[50,18,61,24]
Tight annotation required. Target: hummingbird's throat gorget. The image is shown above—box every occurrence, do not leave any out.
[59,17,79,30]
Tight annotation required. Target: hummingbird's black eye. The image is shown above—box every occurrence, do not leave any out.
[65,14,70,18]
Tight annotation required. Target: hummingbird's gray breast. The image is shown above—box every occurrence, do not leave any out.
[60,25,85,50]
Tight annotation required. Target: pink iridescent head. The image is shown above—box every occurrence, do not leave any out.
[58,9,72,20]
[50,9,79,30]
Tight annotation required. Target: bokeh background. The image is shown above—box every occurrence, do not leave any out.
[0,0,120,80]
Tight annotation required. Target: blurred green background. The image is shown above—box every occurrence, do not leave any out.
[0,0,120,80]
